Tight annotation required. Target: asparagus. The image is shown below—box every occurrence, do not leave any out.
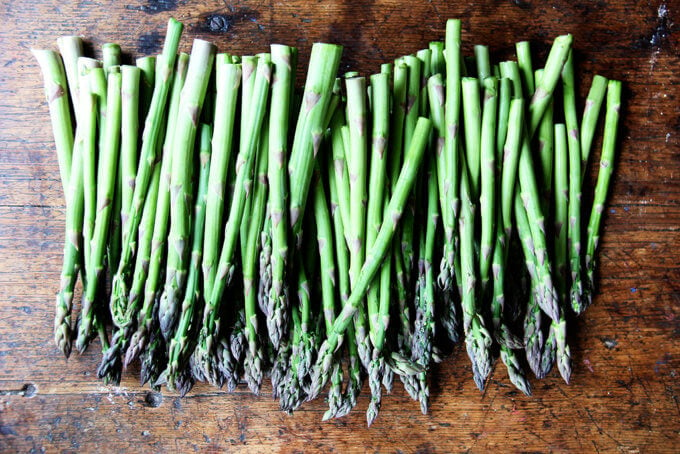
[345,76,371,370]
[203,58,241,299]
[461,77,482,198]
[165,124,211,390]
[584,80,622,306]
[309,117,431,400]
[243,122,269,395]
[474,45,491,86]
[102,43,121,75]
[110,19,183,337]
[553,123,572,383]
[159,39,216,340]
[75,67,122,353]
[266,44,294,349]
[195,56,272,384]
[52,88,93,357]
[119,65,141,237]
[125,52,190,366]
[32,49,74,195]
[288,43,343,244]
[479,76,498,292]
[515,41,535,96]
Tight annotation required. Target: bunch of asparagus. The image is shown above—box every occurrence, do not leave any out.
[34,18,621,425]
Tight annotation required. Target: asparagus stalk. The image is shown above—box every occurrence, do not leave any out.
[32,49,74,195]
[119,65,141,232]
[159,39,216,340]
[515,41,535,97]
[243,122,269,395]
[266,44,294,349]
[479,76,498,292]
[203,58,241,299]
[461,77,482,198]
[474,45,491,86]
[102,43,121,75]
[75,67,122,353]
[125,52,190,366]
[309,117,431,400]
[584,80,622,307]
[165,124,212,391]
[52,89,93,357]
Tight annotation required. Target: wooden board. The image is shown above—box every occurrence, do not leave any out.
[1,0,679,451]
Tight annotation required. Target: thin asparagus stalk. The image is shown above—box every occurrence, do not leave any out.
[137,55,156,123]
[52,90,93,357]
[195,57,272,384]
[243,122,269,395]
[389,60,408,188]
[203,58,241,299]
[56,35,84,116]
[496,77,512,158]
[288,43,343,244]
[124,52,189,366]
[79,59,102,274]
[32,49,74,195]
[580,75,608,180]
[553,123,572,383]
[479,76,498,292]
[119,65,141,249]
[459,156,492,391]
[75,67,122,353]
[110,19,183,335]
[309,117,431,400]
[266,44,294,349]
[165,124,212,391]
[159,39,216,340]
[584,80,622,306]
[345,75,371,370]
[535,69,554,200]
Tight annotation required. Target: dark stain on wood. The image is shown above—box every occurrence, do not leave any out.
[137,30,163,55]
[198,8,261,35]
[125,0,180,15]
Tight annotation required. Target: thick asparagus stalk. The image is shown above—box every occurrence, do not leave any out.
[266,44,294,349]
[137,55,156,123]
[119,65,141,237]
[159,39,216,340]
[479,76,498,292]
[203,58,241,299]
[580,75,608,179]
[56,35,84,115]
[165,124,212,391]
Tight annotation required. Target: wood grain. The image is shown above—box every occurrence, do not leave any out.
[1,0,678,452]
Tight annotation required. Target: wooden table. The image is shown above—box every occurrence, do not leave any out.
[1,0,678,451]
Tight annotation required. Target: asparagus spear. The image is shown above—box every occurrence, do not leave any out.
[243,122,269,395]
[32,49,74,195]
[119,65,141,240]
[479,76,498,292]
[461,77,482,198]
[584,80,622,307]
[266,44,294,349]
[75,67,122,353]
[195,56,272,385]
[51,88,93,357]
[345,75,371,370]
[165,124,212,391]
[102,43,121,75]
[137,55,156,124]
[159,39,216,340]
[125,52,190,366]
[515,41,535,97]
[309,117,431,400]
[203,58,241,299]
